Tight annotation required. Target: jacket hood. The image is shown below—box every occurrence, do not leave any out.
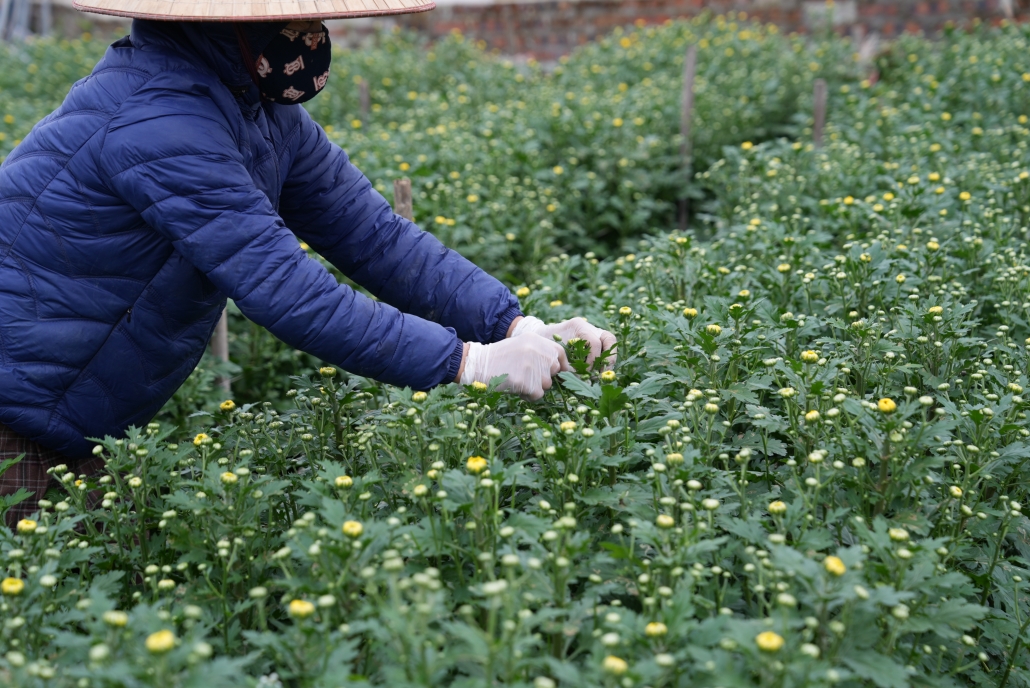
[130,19,286,96]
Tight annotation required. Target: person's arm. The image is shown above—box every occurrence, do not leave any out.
[277,110,521,344]
[101,78,464,390]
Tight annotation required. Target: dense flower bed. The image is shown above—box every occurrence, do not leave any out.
[1,14,1030,688]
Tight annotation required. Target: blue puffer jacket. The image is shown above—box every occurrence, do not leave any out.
[0,20,521,458]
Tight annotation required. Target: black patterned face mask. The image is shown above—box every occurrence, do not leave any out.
[255,24,332,104]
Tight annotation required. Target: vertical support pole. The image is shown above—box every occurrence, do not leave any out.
[213,309,231,394]
[10,0,29,39]
[677,44,698,232]
[359,79,370,121]
[393,178,413,221]
[0,0,12,40]
[40,0,51,36]
[813,78,828,148]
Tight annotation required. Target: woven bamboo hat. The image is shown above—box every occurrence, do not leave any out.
[72,0,436,21]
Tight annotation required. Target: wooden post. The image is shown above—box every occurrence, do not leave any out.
[678,44,698,232]
[813,78,828,148]
[359,79,370,120]
[393,178,413,221]
[213,309,231,394]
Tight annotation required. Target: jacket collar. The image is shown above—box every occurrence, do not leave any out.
[129,19,286,104]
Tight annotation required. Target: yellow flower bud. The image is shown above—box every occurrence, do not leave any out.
[756,631,784,652]
[288,599,316,619]
[1,577,24,596]
[823,556,846,576]
[342,520,364,538]
[145,630,176,654]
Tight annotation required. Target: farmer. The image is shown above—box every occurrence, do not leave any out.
[0,0,616,525]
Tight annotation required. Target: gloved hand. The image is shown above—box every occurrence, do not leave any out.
[510,316,617,369]
[459,335,570,400]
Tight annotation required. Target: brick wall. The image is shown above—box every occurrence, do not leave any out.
[327,0,1029,59]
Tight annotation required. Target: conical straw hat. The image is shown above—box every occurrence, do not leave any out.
[72,0,436,21]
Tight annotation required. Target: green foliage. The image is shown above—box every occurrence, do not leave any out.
[4,13,1030,688]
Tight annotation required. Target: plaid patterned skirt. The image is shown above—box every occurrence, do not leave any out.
[0,422,104,527]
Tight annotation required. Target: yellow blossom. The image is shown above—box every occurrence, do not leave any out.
[516,286,531,298]
[705,324,722,336]
[777,263,791,273]
[878,398,897,413]
[342,520,364,538]
[619,306,632,316]
[193,433,209,447]
[756,631,784,652]
[600,370,616,383]
[102,610,128,627]
[768,500,787,515]
[682,307,698,319]
[655,514,675,529]
[16,519,36,534]
[145,630,176,654]
[805,410,820,422]
[824,556,846,576]
[319,366,337,378]
[467,456,488,474]
[334,475,353,489]
[219,399,235,412]
[1,577,24,596]
[645,621,668,637]
[800,350,819,364]
[602,655,628,674]
[288,599,315,619]
[412,391,427,402]
[221,471,238,485]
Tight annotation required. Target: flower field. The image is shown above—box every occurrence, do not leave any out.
[2,14,1030,688]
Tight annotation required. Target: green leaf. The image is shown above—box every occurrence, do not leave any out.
[843,649,910,688]
[599,384,629,419]
[557,371,600,399]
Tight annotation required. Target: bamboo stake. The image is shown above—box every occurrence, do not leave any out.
[678,44,698,232]
[813,78,828,148]
[213,309,231,394]
[394,178,413,221]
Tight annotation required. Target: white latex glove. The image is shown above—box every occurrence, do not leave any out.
[460,335,571,400]
[511,316,617,369]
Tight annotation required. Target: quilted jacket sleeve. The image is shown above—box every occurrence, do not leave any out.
[278,110,522,344]
[100,78,464,391]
